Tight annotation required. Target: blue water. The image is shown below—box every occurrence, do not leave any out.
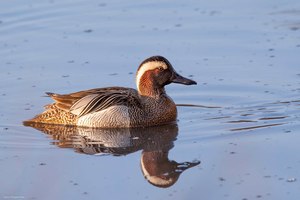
[0,0,300,199]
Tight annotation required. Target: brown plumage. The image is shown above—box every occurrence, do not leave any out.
[24,56,197,128]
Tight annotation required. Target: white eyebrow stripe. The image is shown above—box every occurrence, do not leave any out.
[136,61,167,92]
[140,155,174,187]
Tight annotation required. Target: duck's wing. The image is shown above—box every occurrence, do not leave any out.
[47,87,141,117]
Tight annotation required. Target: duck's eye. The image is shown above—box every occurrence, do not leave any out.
[158,66,164,71]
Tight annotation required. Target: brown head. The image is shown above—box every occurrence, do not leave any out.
[136,56,197,97]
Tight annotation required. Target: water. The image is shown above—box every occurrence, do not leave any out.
[1,0,300,199]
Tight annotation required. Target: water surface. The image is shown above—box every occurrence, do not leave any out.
[0,0,300,199]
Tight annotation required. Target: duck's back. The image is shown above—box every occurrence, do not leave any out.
[25,87,140,127]
[25,87,178,128]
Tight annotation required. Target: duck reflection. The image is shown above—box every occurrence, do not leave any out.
[24,122,200,188]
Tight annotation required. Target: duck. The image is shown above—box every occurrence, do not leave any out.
[24,56,197,128]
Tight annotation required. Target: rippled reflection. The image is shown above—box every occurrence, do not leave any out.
[24,122,200,188]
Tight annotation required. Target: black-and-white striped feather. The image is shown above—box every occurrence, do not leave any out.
[69,90,139,117]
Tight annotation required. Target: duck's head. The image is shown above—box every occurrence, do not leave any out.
[136,56,197,96]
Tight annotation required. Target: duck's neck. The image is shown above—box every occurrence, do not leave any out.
[137,71,166,98]
[138,84,166,97]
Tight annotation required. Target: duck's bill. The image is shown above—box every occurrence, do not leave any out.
[171,73,197,85]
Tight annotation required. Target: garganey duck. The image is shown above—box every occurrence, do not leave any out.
[24,56,197,128]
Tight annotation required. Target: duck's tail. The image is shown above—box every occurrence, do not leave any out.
[23,104,77,126]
